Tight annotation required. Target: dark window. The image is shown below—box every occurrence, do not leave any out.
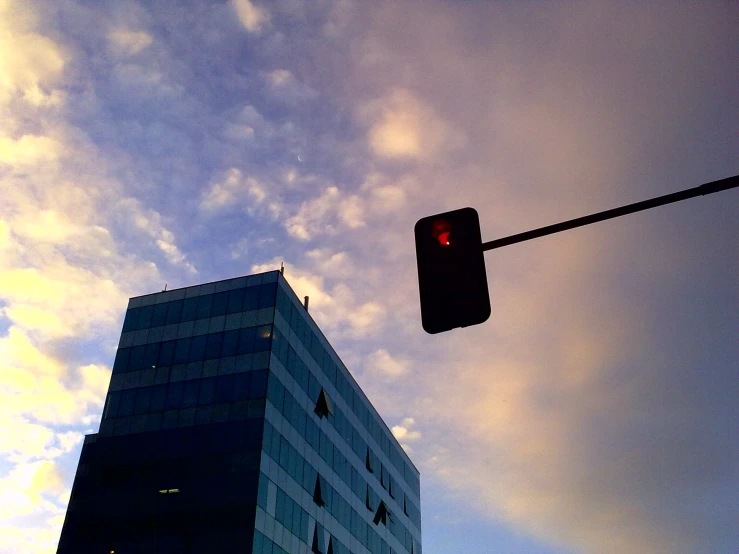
[314,388,333,419]
[104,391,120,418]
[216,375,234,404]
[221,329,239,357]
[250,369,268,398]
[118,389,136,417]
[259,282,277,308]
[205,332,223,359]
[142,343,160,370]
[195,294,213,320]
[136,305,154,330]
[238,326,256,354]
[313,475,325,507]
[122,308,139,332]
[189,335,207,362]
[165,300,184,325]
[181,297,198,322]
[211,291,229,317]
[173,338,191,365]
[182,380,200,408]
[254,325,272,352]
[244,286,260,311]
[227,288,245,314]
[127,345,146,372]
[149,384,167,412]
[198,377,216,405]
[151,303,168,327]
[112,348,130,373]
[134,387,152,414]
[233,372,251,401]
[158,340,176,367]
[165,382,184,410]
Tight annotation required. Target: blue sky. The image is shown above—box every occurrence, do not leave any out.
[0,1,737,553]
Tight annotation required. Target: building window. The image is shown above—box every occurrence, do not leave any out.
[313,474,325,507]
[314,388,333,418]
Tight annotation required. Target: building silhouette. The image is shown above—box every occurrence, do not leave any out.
[57,270,422,554]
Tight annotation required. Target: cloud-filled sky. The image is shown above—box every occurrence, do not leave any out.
[1,1,737,552]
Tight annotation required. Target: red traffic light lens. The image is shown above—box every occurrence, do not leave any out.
[431,219,452,246]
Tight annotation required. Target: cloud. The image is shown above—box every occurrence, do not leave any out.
[364,89,464,160]
[265,69,293,88]
[117,198,197,273]
[0,1,65,106]
[391,417,421,441]
[108,29,153,56]
[366,348,408,378]
[0,327,110,426]
[0,460,64,519]
[0,135,61,166]
[262,69,318,102]
[200,168,277,218]
[232,0,270,33]
[285,186,365,240]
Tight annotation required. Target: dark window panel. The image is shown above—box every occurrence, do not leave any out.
[149,384,167,412]
[254,325,272,352]
[122,308,139,332]
[216,374,234,404]
[181,297,198,322]
[227,288,245,314]
[158,340,176,367]
[189,335,207,362]
[238,326,256,354]
[221,329,239,358]
[244,286,260,311]
[127,345,146,373]
[250,369,268,399]
[267,374,284,411]
[258,282,277,308]
[118,389,136,417]
[173,338,191,365]
[135,305,154,330]
[233,372,251,402]
[205,332,223,360]
[195,294,213,320]
[133,387,152,415]
[198,377,216,406]
[211,291,229,317]
[142,343,160,370]
[104,391,120,419]
[151,303,168,328]
[165,382,184,410]
[165,300,184,325]
[112,348,130,374]
[182,380,200,408]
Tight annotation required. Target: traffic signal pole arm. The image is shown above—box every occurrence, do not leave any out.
[481,175,739,252]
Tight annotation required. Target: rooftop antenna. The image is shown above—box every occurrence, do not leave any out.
[163,284,167,292]
[280,262,284,275]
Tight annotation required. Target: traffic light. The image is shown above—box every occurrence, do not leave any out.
[414,207,490,334]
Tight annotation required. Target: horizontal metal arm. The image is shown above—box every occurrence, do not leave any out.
[481,175,739,252]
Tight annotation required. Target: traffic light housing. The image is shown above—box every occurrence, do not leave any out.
[414,207,491,334]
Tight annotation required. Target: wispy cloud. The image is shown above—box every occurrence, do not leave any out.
[231,0,270,34]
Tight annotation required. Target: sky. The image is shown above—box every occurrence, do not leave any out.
[0,1,737,553]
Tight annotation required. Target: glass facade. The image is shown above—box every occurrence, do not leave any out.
[57,271,421,554]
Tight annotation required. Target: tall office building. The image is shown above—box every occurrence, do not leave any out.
[57,270,422,554]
